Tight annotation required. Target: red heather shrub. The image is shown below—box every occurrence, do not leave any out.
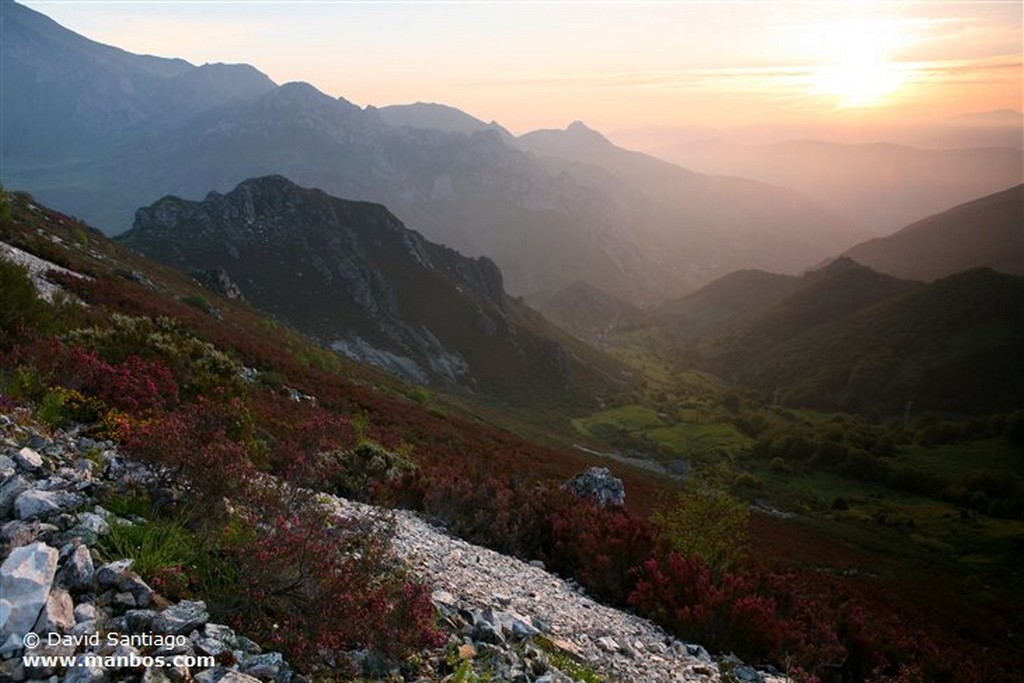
[542,496,654,605]
[13,337,179,415]
[121,396,252,508]
[628,552,728,645]
[628,552,795,664]
[226,486,444,672]
[726,593,783,662]
[246,391,356,485]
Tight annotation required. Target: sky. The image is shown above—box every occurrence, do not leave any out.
[20,0,1024,136]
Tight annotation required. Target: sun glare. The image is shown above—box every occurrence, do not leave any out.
[815,60,905,107]
[810,20,907,108]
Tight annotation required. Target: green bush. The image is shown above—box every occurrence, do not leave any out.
[182,294,213,314]
[323,440,417,502]
[0,258,49,341]
[36,387,103,428]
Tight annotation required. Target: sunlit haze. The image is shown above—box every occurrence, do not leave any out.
[19,1,1024,135]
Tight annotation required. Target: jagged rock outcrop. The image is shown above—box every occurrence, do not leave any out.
[119,175,576,395]
[192,268,246,301]
[563,467,626,507]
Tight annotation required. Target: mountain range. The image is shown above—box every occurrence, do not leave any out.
[3,0,865,305]
[637,138,1022,236]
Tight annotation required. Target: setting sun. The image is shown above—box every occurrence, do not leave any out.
[810,19,908,108]
[815,59,905,107]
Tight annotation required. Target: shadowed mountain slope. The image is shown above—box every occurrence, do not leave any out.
[656,269,803,340]
[695,261,1022,413]
[842,184,1024,281]
[528,281,649,344]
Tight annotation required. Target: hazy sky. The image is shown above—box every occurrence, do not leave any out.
[21,1,1023,135]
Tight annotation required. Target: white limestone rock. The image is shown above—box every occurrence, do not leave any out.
[0,541,59,640]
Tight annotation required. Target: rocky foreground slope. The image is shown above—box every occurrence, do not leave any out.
[0,408,785,683]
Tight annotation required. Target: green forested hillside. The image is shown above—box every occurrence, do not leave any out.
[706,265,1024,412]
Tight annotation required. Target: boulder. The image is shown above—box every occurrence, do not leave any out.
[14,446,43,471]
[564,467,625,506]
[0,541,59,639]
[155,600,209,636]
[14,489,65,520]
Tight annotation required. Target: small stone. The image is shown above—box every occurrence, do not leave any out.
[457,643,477,659]
[431,589,457,607]
[155,600,208,636]
[124,609,160,632]
[63,654,108,683]
[686,642,713,663]
[233,634,261,653]
[195,670,262,683]
[143,661,191,682]
[597,635,620,653]
[548,638,582,657]
[60,544,95,592]
[473,617,504,644]
[14,447,43,471]
[194,634,231,657]
[96,559,133,587]
[74,602,97,623]
[32,587,75,633]
[95,559,153,607]
[14,489,63,520]
[113,591,138,609]
[76,512,111,536]
[202,622,237,643]
[0,474,29,516]
[238,651,283,678]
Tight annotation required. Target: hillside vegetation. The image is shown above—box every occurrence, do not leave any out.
[4,188,1019,680]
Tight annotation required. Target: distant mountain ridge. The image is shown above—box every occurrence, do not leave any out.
[118,175,626,400]
[842,184,1024,281]
[637,138,1022,236]
[4,0,862,305]
[1,0,275,157]
[375,102,514,141]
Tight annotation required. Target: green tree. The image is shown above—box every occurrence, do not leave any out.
[651,487,750,571]
[0,183,11,226]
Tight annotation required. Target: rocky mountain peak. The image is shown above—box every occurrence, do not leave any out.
[119,176,576,393]
[565,120,610,144]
